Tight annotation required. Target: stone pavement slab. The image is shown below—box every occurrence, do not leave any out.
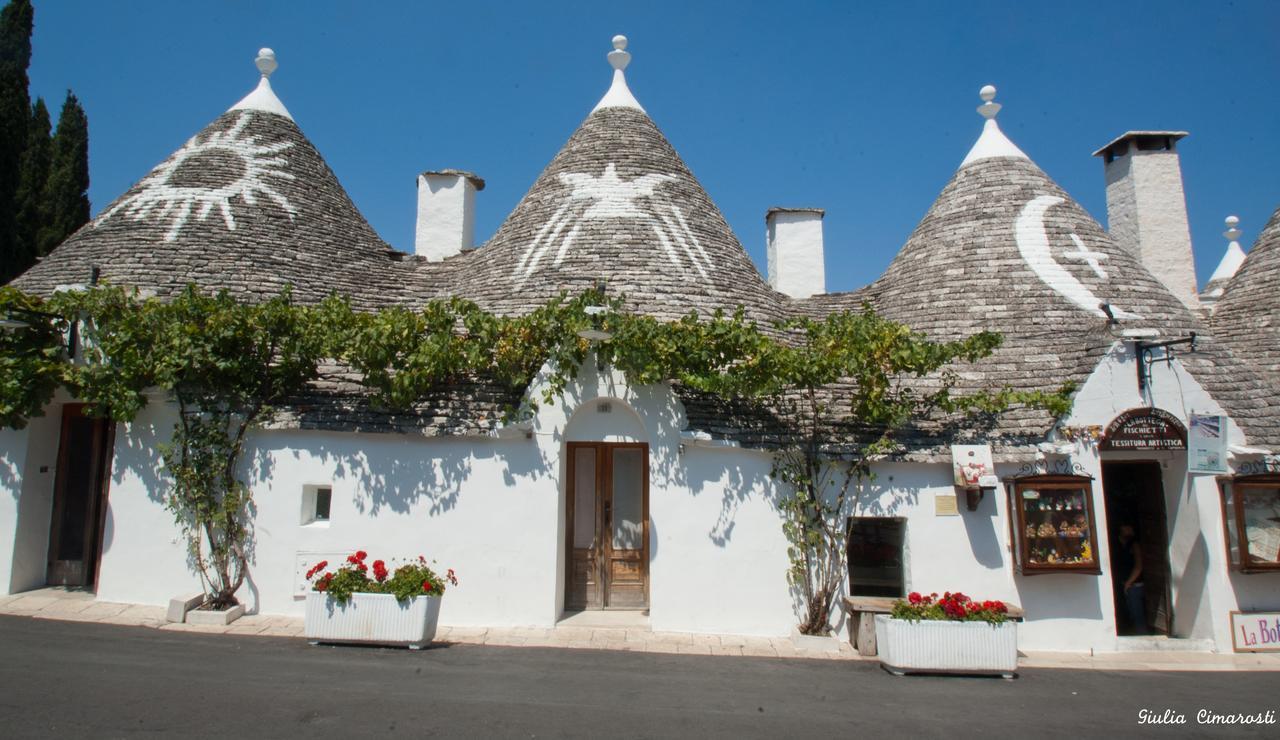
[4,588,1279,671]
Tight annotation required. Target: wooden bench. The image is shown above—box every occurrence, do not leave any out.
[842,596,1025,657]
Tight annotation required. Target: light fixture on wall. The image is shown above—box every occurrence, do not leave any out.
[1135,332,1196,392]
[577,278,612,342]
[0,306,75,357]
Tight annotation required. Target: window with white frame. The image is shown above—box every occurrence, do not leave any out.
[301,485,332,526]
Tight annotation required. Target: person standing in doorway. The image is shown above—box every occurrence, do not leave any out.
[1114,523,1146,635]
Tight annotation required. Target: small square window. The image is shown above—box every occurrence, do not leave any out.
[302,485,333,526]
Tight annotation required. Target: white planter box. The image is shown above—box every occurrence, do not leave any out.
[874,615,1018,678]
[185,603,245,626]
[305,592,442,649]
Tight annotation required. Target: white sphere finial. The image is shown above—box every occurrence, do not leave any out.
[1224,215,1242,241]
[256,48,278,78]
[608,34,631,71]
[977,84,1001,120]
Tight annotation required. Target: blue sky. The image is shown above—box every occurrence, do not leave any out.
[25,0,1280,294]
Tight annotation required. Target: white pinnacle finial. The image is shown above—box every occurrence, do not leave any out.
[960,82,1027,166]
[255,48,278,78]
[592,34,644,113]
[1224,215,1241,242]
[608,34,631,71]
[1206,214,1247,291]
[229,47,293,120]
[978,84,1001,119]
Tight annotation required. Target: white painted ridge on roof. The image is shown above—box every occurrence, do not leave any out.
[229,48,294,121]
[591,35,645,113]
[960,85,1027,167]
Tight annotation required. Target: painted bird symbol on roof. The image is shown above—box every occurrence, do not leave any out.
[514,163,713,282]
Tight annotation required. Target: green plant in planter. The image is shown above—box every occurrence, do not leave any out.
[306,551,458,605]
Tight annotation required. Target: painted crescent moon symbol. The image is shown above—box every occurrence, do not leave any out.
[1015,195,1140,319]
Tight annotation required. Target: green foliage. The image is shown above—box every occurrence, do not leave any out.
[744,308,1068,635]
[37,91,89,257]
[12,96,48,270]
[0,0,33,284]
[0,285,67,428]
[0,282,1071,623]
[47,285,330,608]
[0,2,90,283]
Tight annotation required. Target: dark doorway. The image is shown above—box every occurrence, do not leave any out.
[847,517,906,597]
[1101,461,1172,636]
[565,442,649,611]
[46,404,114,588]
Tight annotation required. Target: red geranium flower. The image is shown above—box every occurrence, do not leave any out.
[373,560,388,583]
[908,592,922,605]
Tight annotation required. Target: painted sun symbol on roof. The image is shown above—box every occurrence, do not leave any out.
[514,163,712,282]
[95,111,296,242]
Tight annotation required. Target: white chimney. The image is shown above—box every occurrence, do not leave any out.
[1093,131,1199,310]
[415,170,484,261]
[766,208,825,299]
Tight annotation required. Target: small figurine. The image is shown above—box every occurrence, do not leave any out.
[1081,541,1092,561]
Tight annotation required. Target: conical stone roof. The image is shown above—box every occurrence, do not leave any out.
[844,88,1280,452]
[452,38,783,323]
[1213,206,1280,386]
[12,50,402,310]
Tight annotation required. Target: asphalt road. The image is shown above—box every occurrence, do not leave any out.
[0,615,1275,739]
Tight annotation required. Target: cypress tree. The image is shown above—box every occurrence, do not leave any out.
[12,96,49,270]
[0,0,33,283]
[38,91,89,257]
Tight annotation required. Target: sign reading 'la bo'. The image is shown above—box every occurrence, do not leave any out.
[1098,408,1187,451]
[1231,612,1280,653]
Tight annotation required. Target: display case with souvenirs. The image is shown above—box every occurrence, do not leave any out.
[1218,473,1280,573]
[1007,475,1102,575]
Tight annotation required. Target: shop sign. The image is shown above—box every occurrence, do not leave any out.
[1230,611,1280,653]
[1099,408,1187,451]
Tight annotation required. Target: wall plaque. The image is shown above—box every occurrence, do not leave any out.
[1099,408,1187,451]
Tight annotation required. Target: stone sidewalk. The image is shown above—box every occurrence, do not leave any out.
[3,587,1279,671]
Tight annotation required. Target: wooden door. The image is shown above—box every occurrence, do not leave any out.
[565,443,649,610]
[46,405,114,588]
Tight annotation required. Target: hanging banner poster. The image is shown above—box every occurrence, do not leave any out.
[1188,414,1228,474]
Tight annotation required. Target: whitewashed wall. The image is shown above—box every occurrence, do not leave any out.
[4,343,1274,653]
[79,361,804,638]
[1,390,71,594]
